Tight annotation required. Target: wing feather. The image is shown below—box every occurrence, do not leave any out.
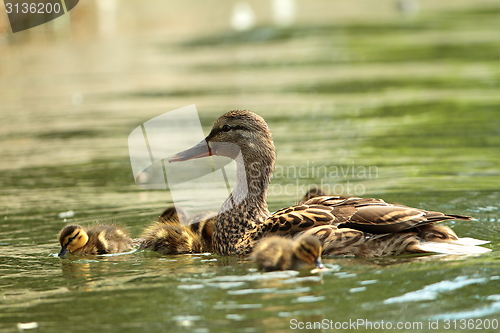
[259,195,473,240]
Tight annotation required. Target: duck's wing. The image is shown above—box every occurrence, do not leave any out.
[252,196,476,253]
[226,204,333,255]
[299,225,365,256]
[304,196,472,234]
[301,225,491,257]
[261,196,413,235]
[338,203,472,233]
[298,225,415,257]
[263,204,335,235]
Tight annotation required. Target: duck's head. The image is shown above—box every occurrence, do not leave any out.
[294,235,324,269]
[169,110,275,166]
[58,225,89,257]
[299,187,327,204]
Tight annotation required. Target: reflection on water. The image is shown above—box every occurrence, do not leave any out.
[1,0,500,332]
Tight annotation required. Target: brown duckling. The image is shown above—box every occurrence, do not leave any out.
[298,187,327,204]
[159,206,188,224]
[169,110,490,256]
[138,206,216,255]
[188,211,216,252]
[251,235,324,271]
[58,224,133,256]
[138,222,202,255]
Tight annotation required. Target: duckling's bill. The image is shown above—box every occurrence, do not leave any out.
[58,247,69,257]
[311,258,328,274]
[314,257,325,270]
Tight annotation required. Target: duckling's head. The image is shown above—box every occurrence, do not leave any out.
[169,110,275,166]
[58,225,89,257]
[294,235,324,269]
[299,187,327,204]
[159,206,187,225]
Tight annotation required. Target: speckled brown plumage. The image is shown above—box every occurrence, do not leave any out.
[299,223,490,257]
[299,225,419,257]
[58,224,133,256]
[169,110,490,257]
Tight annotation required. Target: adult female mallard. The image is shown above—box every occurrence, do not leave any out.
[169,110,490,257]
[58,224,133,256]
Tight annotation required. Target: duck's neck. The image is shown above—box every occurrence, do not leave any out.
[214,148,275,255]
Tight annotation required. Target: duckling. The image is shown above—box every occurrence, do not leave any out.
[58,224,133,256]
[188,211,216,252]
[251,235,324,271]
[139,207,217,255]
[138,222,203,255]
[159,206,188,225]
[298,187,326,204]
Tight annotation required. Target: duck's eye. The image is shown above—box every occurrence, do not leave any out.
[222,125,232,132]
[64,231,80,247]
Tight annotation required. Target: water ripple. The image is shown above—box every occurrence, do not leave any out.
[384,276,487,304]
[349,287,367,293]
[206,281,247,289]
[294,295,325,303]
[430,301,500,319]
[227,288,276,295]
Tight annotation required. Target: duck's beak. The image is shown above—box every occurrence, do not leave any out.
[168,139,211,163]
[314,257,324,269]
[58,247,69,257]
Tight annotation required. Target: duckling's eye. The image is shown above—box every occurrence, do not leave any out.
[65,232,80,247]
[222,125,232,132]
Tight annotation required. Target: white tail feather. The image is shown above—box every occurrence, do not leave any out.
[452,237,490,246]
[417,242,491,255]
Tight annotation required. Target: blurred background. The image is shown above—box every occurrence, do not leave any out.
[1,1,499,332]
[1,0,498,207]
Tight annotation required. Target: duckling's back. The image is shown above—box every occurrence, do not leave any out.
[251,236,295,271]
[85,225,133,255]
[138,223,203,255]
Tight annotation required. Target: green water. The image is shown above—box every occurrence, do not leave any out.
[1,2,500,332]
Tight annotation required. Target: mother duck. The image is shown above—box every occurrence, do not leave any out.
[169,110,490,257]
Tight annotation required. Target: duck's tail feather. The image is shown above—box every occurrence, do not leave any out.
[450,237,490,246]
[413,241,491,255]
